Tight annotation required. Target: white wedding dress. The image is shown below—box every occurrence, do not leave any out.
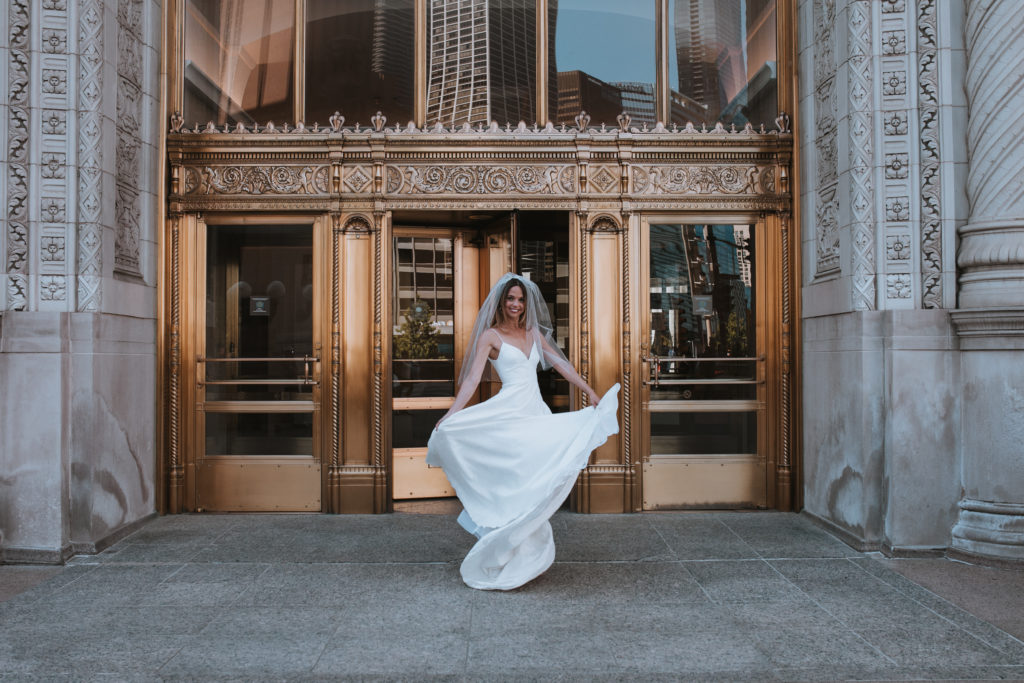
[426,340,620,590]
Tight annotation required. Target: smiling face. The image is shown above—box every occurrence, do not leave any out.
[494,279,527,328]
[502,285,525,324]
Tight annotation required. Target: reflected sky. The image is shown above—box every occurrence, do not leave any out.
[555,0,655,84]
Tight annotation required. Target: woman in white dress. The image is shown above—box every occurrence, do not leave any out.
[427,273,619,590]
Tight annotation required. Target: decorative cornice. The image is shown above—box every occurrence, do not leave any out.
[169,113,794,140]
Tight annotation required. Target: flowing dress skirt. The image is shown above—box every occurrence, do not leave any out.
[427,344,619,590]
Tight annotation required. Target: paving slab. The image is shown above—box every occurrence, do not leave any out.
[1,510,1022,681]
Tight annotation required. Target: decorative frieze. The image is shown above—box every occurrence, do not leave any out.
[385,165,576,195]
[848,0,876,311]
[918,0,943,309]
[78,0,104,310]
[6,0,31,310]
[115,0,144,277]
[182,166,332,196]
[632,165,771,196]
[878,0,916,307]
[813,0,840,277]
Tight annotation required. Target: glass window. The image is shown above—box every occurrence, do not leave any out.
[392,236,456,398]
[517,212,570,412]
[205,412,313,456]
[427,0,538,127]
[552,0,656,127]
[205,225,315,398]
[650,411,756,455]
[184,0,295,126]
[648,223,756,400]
[668,0,778,127]
[305,0,415,127]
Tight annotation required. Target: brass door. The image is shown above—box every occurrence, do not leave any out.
[640,218,768,509]
[391,223,513,500]
[193,218,325,511]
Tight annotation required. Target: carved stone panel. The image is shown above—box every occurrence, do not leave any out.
[6,0,31,309]
[385,165,577,195]
[632,165,772,196]
[78,0,104,311]
[182,166,332,195]
[813,0,840,278]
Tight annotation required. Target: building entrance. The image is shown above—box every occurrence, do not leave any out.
[389,220,512,499]
[640,216,775,509]
[388,211,572,500]
[184,216,328,511]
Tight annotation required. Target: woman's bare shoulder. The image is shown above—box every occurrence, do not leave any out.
[480,327,502,346]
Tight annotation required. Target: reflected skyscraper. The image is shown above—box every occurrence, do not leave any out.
[427,0,540,126]
[672,0,777,125]
[674,0,742,117]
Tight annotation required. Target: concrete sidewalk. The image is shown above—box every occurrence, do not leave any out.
[1,510,1023,681]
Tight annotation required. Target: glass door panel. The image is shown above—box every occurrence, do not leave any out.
[643,222,766,509]
[391,233,457,499]
[196,223,322,511]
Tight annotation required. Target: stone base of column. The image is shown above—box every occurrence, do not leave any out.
[951,499,1024,565]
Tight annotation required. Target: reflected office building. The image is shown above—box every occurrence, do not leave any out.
[428,0,542,126]
[671,0,777,126]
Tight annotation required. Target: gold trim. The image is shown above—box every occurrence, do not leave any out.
[777,210,794,510]
[535,0,548,124]
[294,0,305,123]
[329,213,342,511]
[656,0,669,123]
[393,397,455,411]
[414,0,427,127]
[157,0,171,514]
[375,210,389,511]
[168,214,182,512]
[172,0,183,116]
[578,211,590,395]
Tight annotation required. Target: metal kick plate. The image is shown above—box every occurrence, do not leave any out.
[642,455,766,510]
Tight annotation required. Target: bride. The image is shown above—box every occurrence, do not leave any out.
[427,273,620,590]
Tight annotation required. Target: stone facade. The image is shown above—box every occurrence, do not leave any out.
[2,0,1023,564]
[0,0,160,561]
[800,0,1024,562]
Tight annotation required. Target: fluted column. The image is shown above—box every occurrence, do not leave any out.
[958,2,1024,308]
[951,1,1024,564]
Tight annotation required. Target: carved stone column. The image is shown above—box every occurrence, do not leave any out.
[950,1,1024,563]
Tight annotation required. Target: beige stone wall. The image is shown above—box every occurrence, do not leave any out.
[0,0,160,562]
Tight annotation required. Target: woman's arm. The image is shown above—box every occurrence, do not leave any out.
[435,328,499,429]
[538,333,600,406]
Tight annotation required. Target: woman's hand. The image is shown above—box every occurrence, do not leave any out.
[586,388,600,406]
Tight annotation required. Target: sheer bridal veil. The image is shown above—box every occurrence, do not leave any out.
[457,273,571,387]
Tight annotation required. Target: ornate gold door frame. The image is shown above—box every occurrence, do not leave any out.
[163,125,797,514]
[169,212,331,512]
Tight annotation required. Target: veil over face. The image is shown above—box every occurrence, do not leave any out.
[458,273,570,387]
